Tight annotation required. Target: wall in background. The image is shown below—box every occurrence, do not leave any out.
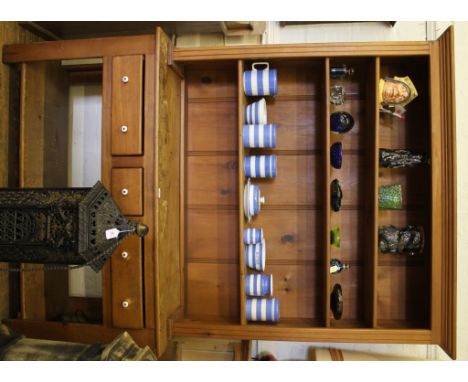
[67,83,103,298]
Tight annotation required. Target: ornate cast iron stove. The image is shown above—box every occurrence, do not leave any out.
[0,181,148,272]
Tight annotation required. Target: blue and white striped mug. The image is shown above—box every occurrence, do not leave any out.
[245,98,267,125]
[244,179,265,222]
[243,124,277,149]
[243,62,278,96]
[245,274,273,296]
[244,227,264,245]
[246,297,280,322]
[245,239,266,271]
[244,155,277,178]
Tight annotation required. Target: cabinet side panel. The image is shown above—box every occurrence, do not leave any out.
[433,26,457,360]
[155,28,182,357]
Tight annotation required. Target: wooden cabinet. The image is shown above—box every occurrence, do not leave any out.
[1,27,457,359]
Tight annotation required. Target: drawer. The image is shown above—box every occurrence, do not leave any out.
[111,168,143,216]
[111,234,143,329]
[111,55,143,156]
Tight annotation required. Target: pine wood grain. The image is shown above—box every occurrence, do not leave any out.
[155,28,183,357]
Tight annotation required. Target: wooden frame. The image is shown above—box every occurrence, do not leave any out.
[1,26,456,359]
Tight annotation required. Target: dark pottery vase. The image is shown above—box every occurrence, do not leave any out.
[330,283,343,320]
[330,112,354,134]
[378,225,424,256]
[331,179,342,212]
[330,142,343,169]
[379,148,428,168]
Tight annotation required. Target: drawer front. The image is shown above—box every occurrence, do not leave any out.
[111,55,143,155]
[111,234,144,329]
[111,168,143,216]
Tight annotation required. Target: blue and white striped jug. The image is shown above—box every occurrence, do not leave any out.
[243,124,277,149]
[245,239,266,271]
[243,62,278,97]
[244,155,277,178]
[246,297,280,322]
[245,274,273,296]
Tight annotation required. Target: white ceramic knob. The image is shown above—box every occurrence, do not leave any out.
[121,76,129,83]
[121,300,129,308]
[121,188,129,196]
[121,251,129,259]
[120,125,128,133]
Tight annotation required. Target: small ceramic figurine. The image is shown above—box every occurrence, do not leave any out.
[379,76,418,119]
[330,112,354,134]
[330,258,349,274]
[331,179,343,212]
[379,148,428,168]
[378,225,424,256]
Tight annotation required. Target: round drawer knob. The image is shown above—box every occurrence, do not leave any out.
[121,188,129,196]
[121,300,129,309]
[121,76,129,83]
[120,125,128,133]
[121,251,129,259]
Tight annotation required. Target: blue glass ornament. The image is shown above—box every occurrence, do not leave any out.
[330,112,354,133]
[330,142,343,169]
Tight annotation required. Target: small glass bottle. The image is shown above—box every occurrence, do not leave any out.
[330,258,350,274]
[330,65,355,79]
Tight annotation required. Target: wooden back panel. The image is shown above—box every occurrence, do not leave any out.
[18,61,70,321]
[184,62,240,322]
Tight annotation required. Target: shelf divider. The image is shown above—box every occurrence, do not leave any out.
[238,60,247,325]
[365,57,380,328]
[323,58,331,327]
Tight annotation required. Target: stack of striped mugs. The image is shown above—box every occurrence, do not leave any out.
[243,62,279,323]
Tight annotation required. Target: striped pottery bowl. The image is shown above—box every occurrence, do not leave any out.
[244,155,277,178]
[246,297,279,322]
[244,227,264,245]
[245,239,266,271]
[243,124,277,148]
[243,62,278,97]
[245,98,267,125]
[245,274,273,296]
